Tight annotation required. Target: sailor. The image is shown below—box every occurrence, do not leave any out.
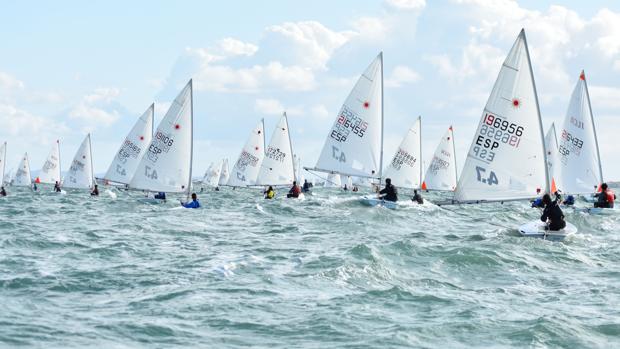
[302,179,311,193]
[343,184,348,191]
[264,186,275,199]
[562,195,575,206]
[154,192,166,200]
[181,193,201,208]
[215,187,220,191]
[594,183,615,208]
[33,182,38,191]
[352,186,359,192]
[90,184,99,196]
[0,186,6,197]
[540,193,566,231]
[287,181,301,198]
[54,181,61,192]
[379,178,398,202]
[411,189,424,204]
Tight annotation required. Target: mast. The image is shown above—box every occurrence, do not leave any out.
[418,115,422,189]
[582,70,604,183]
[188,79,194,199]
[522,29,550,193]
[57,139,61,185]
[379,51,385,184]
[284,111,296,183]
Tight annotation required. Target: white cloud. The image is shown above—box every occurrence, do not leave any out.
[385,0,426,11]
[0,72,24,90]
[83,87,120,104]
[589,85,620,110]
[311,104,330,119]
[591,9,620,58]
[614,60,620,72]
[0,103,68,144]
[68,87,122,127]
[217,37,259,57]
[254,98,284,115]
[351,17,388,41]
[386,65,421,87]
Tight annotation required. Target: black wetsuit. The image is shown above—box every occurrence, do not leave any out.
[412,193,423,204]
[379,184,398,202]
[0,188,6,197]
[302,182,310,193]
[541,201,566,231]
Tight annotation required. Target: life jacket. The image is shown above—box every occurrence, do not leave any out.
[266,190,275,199]
[606,189,615,205]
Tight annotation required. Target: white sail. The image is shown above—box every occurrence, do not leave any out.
[218,158,230,186]
[556,71,603,195]
[64,134,95,189]
[311,53,383,178]
[544,123,559,193]
[129,80,193,193]
[227,120,265,187]
[36,140,62,185]
[203,161,223,187]
[0,142,6,186]
[324,172,342,187]
[454,30,547,202]
[423,126,458,191]
[13,153,32,187]
[383,116,422,189]
[256,113,296,186]
[104,104,154,185]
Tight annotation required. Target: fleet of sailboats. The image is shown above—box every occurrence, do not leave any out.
[0,29,613,240]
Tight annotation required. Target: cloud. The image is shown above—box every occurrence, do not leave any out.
[254,98,284,115]
[217,37,259,57]
[385,65,421,87]
[0,103,68,145]
[589,85,620,110]
[0,72,24,90]
[68,87,123,127]
[384,0,426,11]
[311,104,330,119]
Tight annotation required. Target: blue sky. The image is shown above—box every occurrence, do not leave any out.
[1,0,620,180]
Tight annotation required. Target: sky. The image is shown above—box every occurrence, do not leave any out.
[1,0,620,180]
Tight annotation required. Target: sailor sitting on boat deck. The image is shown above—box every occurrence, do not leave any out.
[594,183,615,208]
[33,183,38,191]
[264,186,275,199]
[287,181,301,198]
[562,195,575,206]
[90,185,99,196]
[154,192,166,200]
[411,189,423,204]
[0,186,6,197]
[379,178,398,202]
[302,179,311,193]
[541,194,566,231]
[181,193,201,208]
[54,181,62,192]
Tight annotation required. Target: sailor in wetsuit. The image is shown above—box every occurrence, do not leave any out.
[0,186,6,197]
[411,189,423,204]
[90,184,99,196]
[54,181,62,193]
[302,179,311,193]
[287,181,301,198]
[540,193,566,231]
[594,183,616,208]
[379,178,398,202]
[181,193,201,208]
[264,186,275,199]
[154,192,166,200]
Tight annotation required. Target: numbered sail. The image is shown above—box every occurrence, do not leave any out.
[227,120,265,187]
[423,126,458,191]
[383,117,421,189]
[64,134,95,189]
[311,53,383,178]
[454,30,547,202]
[0,142,6,186]
[13,153,32,187]
[556,71,603,194]
[36,140,62,185]
[129,80,193,193]
[104,104,154,185]
[203,161,223,187]
[218,158,230,186]
[256,113,296,186]
[544,123,559,193]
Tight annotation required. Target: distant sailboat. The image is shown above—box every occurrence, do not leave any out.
[555,71,603,195]
[64,134,95,190]
[423,126,458,191]
[104,104,154,185]
[256,112,296,186]
[202,161,223,188]
[218,158,230,186]
[227,120,265,187]
[306,53,384,181]
[13,153,32,187]
[383,116,422,189]
[0,142,6,186]
[35,140,62,186]
[130,80,193,196]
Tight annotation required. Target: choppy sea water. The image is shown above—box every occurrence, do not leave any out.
[1,185,619,348]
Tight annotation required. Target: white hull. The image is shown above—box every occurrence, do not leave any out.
[518,221,577,241]
[360,196,397,209]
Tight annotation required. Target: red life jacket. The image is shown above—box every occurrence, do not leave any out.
[293,185,301,194]
[606,189,615,204]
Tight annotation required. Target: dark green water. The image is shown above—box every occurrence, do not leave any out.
[1,186,619,348]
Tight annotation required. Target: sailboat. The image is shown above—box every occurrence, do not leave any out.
[0,142,6,187]
[256,112,297,191]
[555,71,603,198]
[440,30,576,239]
[13,153,32,188]
[129,79,194,202]
[305,53,384,200]
[218,159,230,186]
[103,104,155,187]
[35,140,62,188]
[202,160,223,188]
[422,126,458,191]
[64,134,95,190]
[383,116,422,190]
[324,172,342,188]
[227,120,265,187]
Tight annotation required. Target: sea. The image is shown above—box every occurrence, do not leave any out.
[1,185,619,348]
